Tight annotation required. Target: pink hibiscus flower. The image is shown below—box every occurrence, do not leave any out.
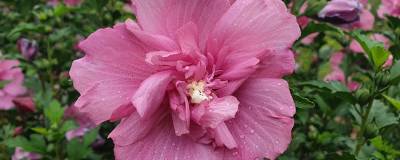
[324,52,360,91]
[12,147,41,160]
[70,0,300,159]
[0,60,26,110]
[378,0,400,18]
[324,52,346,82]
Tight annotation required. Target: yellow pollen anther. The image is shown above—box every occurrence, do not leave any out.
[187,81,209,104]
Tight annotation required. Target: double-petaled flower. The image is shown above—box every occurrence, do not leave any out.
[70,0,300,159]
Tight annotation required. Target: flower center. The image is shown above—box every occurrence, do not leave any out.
[186,81,211,104]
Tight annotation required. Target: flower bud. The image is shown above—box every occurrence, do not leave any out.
[376,72,390,87]
[318,0,362,24]
[13,126,23,137]
[356,88,370,105]
[12,96,36,112]
[17,38,38,61]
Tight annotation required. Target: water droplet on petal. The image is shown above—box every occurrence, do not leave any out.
[232,151,239,156]
[250,129,254,133]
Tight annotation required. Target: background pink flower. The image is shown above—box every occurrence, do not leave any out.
[324,52,361,91]
[12,96,36,112]
[64,0,83,6]
[0,60,26,110]
[70,0,300,159]
[378,0,400,18]
[349,8,375,30]
[12,147,41,160]
[64,105,96,140]
[324,52,346,82]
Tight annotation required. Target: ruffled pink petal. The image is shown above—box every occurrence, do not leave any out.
[109,103,135,122]
[253,49,295,78]
[218,58,259,80]
[208,0,300,66]
[131,71,173,118]
[125,19,179,51]
[113,115,223,160]
[223,78,295,159]
[176,22,201,53]
[212,123,237,149]
[70,23,155,124]
[215,78,247,97]
[169,90,190,136]
[135,0,230,49]
[109,108,166,146]
[192,96,239,128]
[171,111,190,136]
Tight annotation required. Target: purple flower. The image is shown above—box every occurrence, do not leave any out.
[318,0,363,24]
[17,38,38,61]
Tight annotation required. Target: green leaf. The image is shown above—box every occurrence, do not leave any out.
[293,94,315,109]
[296,47,314,72]
[83,128,99,146]
[386,16,400,29]
[299,80,350,93]
[303,0,327,16]
[382,95,400,110]
[7,23,43,40]
[371,136,400,156]
[301,22,344,40]
[390,60,400,84]
[351,31,390,70]
[44,100,65,125]
[60,120,78,134]
[369,100,398,129]
[5,135,46,154]
[291,0,306,15]
[31,127,48,136]
[67,139,90,160]
[53,4,70,17]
